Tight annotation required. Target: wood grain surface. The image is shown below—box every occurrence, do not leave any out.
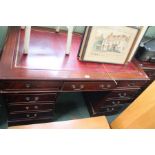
[9,116,110,129]
[111,81,155,129]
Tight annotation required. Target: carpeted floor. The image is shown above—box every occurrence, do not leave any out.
[55,92,90,121]
[0,96,7,129]
[55,92,118,123]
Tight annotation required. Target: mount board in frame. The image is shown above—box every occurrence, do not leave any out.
[78,26,148,64]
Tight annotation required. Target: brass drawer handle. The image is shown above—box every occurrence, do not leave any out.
[25,83,31,88]
[117,101,120,104]
[112,101,120,105]
[100,84,105,89]
[128,82,135,87]
[107,107,114,112]
[107,84,111,88]
[26,113,37,118]
[34,105,38,109]
[106,107,112,112]
[25,96,39,102]
[34,96,39,101]
[25,96,31,101]
[100,84,111,89]
[112,101,115,105]
[118,92,127,97]
[25,106,29,110]
[72,84,84,90]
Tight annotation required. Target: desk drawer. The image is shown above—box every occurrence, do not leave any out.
[8,110,54,120]
[90,97,132,111]
[89,103,125,116]
[2,80,62,91]
[116,80,148,88]
[144,69,155,79]
[105,89,140,99]
[63,81,116,91]
[8,103,55,113]
[5,93,57,103]
[99,98,133,108]
[98,105,124,113]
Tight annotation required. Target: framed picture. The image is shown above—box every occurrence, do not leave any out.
[78,26,148,64]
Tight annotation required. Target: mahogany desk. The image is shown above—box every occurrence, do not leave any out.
[0,27,149,126]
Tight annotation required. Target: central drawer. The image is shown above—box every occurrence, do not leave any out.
[62,81,116,91]
[2,80,63,91]
[5,93,57,103]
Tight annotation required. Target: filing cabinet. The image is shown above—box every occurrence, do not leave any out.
[2,80,62,126]
[84,80,146,116]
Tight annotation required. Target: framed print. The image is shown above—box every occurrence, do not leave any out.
[78,26,146,64]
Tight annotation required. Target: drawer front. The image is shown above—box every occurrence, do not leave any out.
[5,93,57,103]
[90,103,126,116]
[90,98,132,111]
[116,80,148,88]
[2,80,62,91]
[8,103,55,113]
[105,89,140,99]
[98,105,124,113]
[8,110,54,121]
[100,99,133,108]
[63,81,116,91]
[144,69,155,79]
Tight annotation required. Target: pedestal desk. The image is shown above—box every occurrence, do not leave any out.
[0,27,149,126]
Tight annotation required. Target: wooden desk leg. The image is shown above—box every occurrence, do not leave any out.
[23,26,31,54]
[65,26,74,55]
